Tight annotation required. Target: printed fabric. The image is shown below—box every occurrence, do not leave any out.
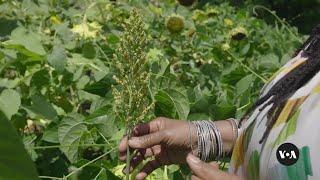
[229,50,320,180]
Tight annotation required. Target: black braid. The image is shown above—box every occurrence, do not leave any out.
[239,24,320,144]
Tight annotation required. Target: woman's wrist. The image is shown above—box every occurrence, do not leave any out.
[189,119,239,162]
[214,119,239,154]
[188,120,199,156]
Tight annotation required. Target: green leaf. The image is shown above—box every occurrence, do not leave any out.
[236,74,254,95]
[83,75,114,97]
[42,125,59,143]
[0,110,39,179]
[30,69,50,89]
[258,53,280,70]
[0,89,21,119]
[86,105,116,138]
[28,95,57,120]
[48,46,67,72]
[0,18,17,37]
[23,135,38,161]
[58,117,88,162]
[107,34,120,44]
[240,43,250,56]
[82,42,96,59]
[8,27,46,55]
[155,89,190,120]
[210,103,236,120]
[0,78,20,88]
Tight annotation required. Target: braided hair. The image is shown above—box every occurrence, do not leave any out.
[239,24,320,144]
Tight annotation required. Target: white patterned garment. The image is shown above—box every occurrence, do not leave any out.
[228,48,320,180]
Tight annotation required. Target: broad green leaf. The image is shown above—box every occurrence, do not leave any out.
[155,91,177,119]
[48,46,67,72]
[155,89,190,120]
[42,125,59,143]
[0,18,17,37]
[67,53,104,72]
[0,78,20,88]
[82,42,96,59]
[83,75,115,97]
[3,44,43,59]
[86,105,116,138]
[58,117,88,162]
[0,110,39,179]
[53,96,73,113]
[221,65,247,85]
[0,89,21,119]
[76,76,90,89]
[8,26,46,55]
[236,74,254,95]
[28,95,57,120]
[30,69,50,89]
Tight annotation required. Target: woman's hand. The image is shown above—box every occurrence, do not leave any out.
[118,117,198,180]
[187,153,243,180]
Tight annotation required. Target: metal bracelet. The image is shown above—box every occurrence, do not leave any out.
[226,118,239,150]
[191,120,224,162]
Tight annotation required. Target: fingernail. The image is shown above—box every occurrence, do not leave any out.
[136,173,145,180]
[122,166,132,174]
[122,166,128,174]
[187,153,201,164]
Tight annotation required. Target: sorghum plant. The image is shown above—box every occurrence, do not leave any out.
[112,9,153,179]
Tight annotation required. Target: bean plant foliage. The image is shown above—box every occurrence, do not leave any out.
[0,0,302,179]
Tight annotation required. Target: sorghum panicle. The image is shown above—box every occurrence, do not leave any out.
[112,10,153,127]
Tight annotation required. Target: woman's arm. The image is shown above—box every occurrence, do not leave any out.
[118,117,239,179]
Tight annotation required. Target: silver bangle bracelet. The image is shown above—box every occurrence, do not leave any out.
[191,120,224,162]
[226,118,239,150]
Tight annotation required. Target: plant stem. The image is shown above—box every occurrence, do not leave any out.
[65,148,114,179]
[39,148,115,180]
[226,50,268,83]
[125,127,131,180]
[38,176,62,180]
[31,143,108,150]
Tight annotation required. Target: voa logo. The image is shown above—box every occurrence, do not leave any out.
[276,143,299,166]
[278,150,297,159]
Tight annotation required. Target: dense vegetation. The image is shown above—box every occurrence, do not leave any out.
[249,0,320,34]
[0,0,304,179]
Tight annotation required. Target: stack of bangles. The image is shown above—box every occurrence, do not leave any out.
[188,119,239,162]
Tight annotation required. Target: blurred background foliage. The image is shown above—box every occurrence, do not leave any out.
[200,0,320,34]
[248,0,320,34]
[0,0,315,179]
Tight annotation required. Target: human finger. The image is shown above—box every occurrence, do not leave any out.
[190,175,201,180]
[135,159,162,180]
[208,161,219,169]
[186,153,225,180]
[129,131,166,149]
[118,137,128,161]
[122,152,144,174]
[133,117,168,136]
